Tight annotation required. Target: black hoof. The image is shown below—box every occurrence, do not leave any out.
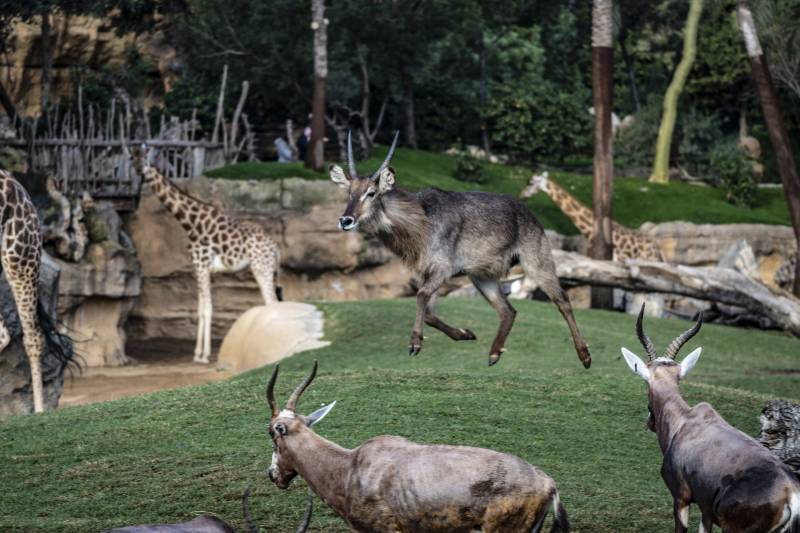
[488,353,502,366]
[408,345,422,356]
[460,329,477,341]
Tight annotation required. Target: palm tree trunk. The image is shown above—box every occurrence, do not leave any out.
[305,0,327,172]
[591,0,614,309]
[649,0,704,184]
[737,3,800,297]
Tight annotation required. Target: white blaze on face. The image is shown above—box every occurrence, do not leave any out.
[270,451,279,471]
[278,410,296,419]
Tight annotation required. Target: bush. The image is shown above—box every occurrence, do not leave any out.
[678,108,723,177]
[615,97,662,168]
[452,153,486,184]
[709,141,757,207]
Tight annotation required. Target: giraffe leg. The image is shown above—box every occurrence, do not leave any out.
[251,261,278,305]
[11,281,45,412]
[193,266,212,363]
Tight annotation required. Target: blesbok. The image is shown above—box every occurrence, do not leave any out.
[621,305,800,533]
[329,132,591,368]
[266,361,570,532]
[105,487,313,533]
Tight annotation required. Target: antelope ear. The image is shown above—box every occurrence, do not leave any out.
[329,165,350,188]
[622,347,650,381]
[305,400,336,427]
[679,348,702,379]
[377,167,395,193]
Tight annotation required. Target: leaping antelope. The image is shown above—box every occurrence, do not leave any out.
[266,362,571,532]
[329,131,591,368]
[621,305,800,533]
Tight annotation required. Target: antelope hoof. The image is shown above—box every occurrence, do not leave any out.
[488,353,502,366]
[408,344,422,356]
[579,348,592,369]
[459,328,477,341]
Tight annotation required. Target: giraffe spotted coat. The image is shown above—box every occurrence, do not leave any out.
[0,170,48,412]
[141,165,280,363]
[521,171,662,262]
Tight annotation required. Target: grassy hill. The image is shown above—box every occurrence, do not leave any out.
[1,298,798,532]
[207,147,792,235]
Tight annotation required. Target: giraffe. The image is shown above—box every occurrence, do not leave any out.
[520,171,662,262]
[0,170,48,412]
[138,163,280,363]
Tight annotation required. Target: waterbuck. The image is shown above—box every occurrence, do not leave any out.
[266,361,571,532]
[621,305,800,533]
[329,132,591,368]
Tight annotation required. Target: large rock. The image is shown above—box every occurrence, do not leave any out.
[55,242,141,366]
[1,14,178,116]
[216,303,329,373]
[0,255,73,417]
[642,222,795,267]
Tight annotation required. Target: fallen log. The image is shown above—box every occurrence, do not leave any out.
[542,251,800,336]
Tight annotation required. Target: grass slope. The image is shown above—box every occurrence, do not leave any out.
[207,147,791,235]
[1,299,798,532]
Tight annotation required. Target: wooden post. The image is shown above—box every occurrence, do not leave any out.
[737,3,800,297]
[305,0,327,172]
[591,0,615,309]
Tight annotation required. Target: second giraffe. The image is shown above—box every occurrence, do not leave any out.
[139,162,280,363]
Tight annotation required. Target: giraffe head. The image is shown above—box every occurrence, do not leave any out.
[520,171,550,199]
[330,130,400,231]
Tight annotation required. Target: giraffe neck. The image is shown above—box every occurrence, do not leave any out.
[545,180,596,239]
[144,168,215,234]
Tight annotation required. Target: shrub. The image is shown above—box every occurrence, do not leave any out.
[615,97,662,168]
[678,108,723,177]
[452,152,486,184]
[709,141,757,207]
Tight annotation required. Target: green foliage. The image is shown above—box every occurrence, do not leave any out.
[485,26,591,163]
[160,74,219,134]
[677,108,724,177]
[616,97,662,167]
[710,141,758,207]
[0,298,798,532]
[452,152,486,184]
[66,45,158,109]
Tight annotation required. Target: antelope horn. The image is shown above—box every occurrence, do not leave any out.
[347,130,358,178]
[285,361,318,411]
[266,365,280,418]
[663,314,703,360]
[636,303,659,361]
[370,130,400,181]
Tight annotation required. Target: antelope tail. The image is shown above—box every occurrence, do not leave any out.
[787,489,800,533]
[548,489,570,533]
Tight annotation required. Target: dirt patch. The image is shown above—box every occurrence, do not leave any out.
[60,338,230,408]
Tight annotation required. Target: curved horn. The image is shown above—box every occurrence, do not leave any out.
[266,365,280,418]
[370,130,400,181]
[285,361,318,411]
[347,130,358,178]
[663,315,703,360]
[636,303,659,361]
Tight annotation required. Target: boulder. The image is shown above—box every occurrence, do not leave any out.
[642,222,795,267]
[55,242,141,366]
[0,255,73,417]
[216,303,329,373]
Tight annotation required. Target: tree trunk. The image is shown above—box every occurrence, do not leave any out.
[40,10,52,114]
[305,0,327,172]
[649,0,704,184]
[479,30,492,155]
[591,0,615,309]
[737,4,800,297]
[402,75,417,149]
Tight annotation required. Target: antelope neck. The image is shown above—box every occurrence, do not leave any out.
[291,429,353,514]
[649,377,690,454]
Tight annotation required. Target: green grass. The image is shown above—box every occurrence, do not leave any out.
[1,299,798,532]
[206,147,791,235]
